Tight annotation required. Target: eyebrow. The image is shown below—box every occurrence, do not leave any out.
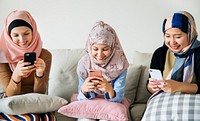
[12,29,30,34]
[23,29,31,33]
[165,33,182,36]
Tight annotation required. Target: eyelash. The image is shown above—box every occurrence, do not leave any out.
[24,33,29,35]
[165,35,181,38]
[12,33,30,37]
[93,48,109,51]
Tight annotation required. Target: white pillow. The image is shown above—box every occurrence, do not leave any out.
[0,93,68,115]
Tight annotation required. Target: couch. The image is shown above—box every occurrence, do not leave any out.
[48,48,153,121]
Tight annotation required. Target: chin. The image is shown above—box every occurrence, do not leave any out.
[98,61,105,64]
[20,45,28,48]
[172,49,181,53]
[169,48,181,53]
[96,60,106,64]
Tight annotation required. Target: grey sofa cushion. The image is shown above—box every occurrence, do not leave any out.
[48,49,85,101]
[55,112,76,121]
[125,64,142,102]
[132,51,152,103]
[130,104,146,121]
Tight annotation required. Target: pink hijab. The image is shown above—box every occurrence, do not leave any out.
[77,21,129,82]
[0,10,42,71]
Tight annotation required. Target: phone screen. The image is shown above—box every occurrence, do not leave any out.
[24,52,36,66]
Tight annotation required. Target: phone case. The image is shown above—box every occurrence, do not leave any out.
[88,70,102,77]
[149,69,163,80]
[24,52,36,66]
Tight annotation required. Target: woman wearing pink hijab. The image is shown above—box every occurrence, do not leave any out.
[0,10,52,97]
[0,10,53,120]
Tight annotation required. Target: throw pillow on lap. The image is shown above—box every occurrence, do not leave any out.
[58,93,131,121]
[142,92,200,121]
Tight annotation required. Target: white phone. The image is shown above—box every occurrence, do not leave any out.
[149,69,163,80]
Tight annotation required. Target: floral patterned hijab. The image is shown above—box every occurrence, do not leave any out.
[77,21,129,82]
[0,10,42,71]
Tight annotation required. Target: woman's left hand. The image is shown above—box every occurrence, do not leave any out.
[159,80,181,92]
[34,58,46,77]
[95,77,113,93]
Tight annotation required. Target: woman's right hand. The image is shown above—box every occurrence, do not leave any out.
[12,60,36,83]
[81,77,97,95]
[147,78,162,94]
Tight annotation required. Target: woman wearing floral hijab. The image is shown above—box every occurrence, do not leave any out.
[0,10,53,120]
[147,11,200,94]
[77,21,129,121]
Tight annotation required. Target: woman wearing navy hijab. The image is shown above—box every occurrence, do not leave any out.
[147,11,200,94]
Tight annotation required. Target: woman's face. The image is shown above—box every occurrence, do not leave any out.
[164,28,189,53]
[91,44,111,63]
[10,26,33,48]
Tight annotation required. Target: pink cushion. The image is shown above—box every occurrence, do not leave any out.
[58,94,131,121]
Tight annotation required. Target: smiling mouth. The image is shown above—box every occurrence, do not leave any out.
[171,45,180,50]
[20,42,28,47]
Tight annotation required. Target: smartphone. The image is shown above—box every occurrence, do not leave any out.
[88,70,102,77]
[149,69,163,80]
[24,52,36,66]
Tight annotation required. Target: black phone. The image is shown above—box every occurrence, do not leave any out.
[24,52,36,66]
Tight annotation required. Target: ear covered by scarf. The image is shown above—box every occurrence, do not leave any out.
[0,10,42,71]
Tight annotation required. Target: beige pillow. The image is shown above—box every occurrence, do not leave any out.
[0,93,68,115]
[124,64,142,102]
[132,51,152,103]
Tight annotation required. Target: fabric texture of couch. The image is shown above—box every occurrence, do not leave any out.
[48,49,152,121]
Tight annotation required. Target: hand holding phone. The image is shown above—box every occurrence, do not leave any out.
[24,52,36,66]
[88,70,102,86]
[149,69,164,85]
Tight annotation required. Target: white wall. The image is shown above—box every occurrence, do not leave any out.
[0,0,199,62]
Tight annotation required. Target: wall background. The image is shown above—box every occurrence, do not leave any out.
[0,0,199,62]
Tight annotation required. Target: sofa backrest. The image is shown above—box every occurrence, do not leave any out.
[48,49,86,101]
[48,49,153,104]
[132,51,152,103]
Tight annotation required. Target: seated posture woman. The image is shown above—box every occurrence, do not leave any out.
[142,11,200,121]
[147,11,200,94]
[77,21,129,121]
[0,10,52,120]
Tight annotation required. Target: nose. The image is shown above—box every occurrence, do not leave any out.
[19,35,25,43]
[169,37,177,45]
[97,50,103,57]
